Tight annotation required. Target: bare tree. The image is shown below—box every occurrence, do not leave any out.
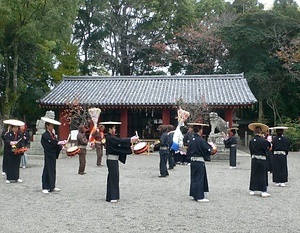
[61,98,91,130]
[176,96,211,124]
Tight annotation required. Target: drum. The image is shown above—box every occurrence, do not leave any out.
[13,147,28,154]
[66,146,81,156]
[133,142,148,154]
[208,142,218,155]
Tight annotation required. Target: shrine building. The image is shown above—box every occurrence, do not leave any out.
[37,73,257,139]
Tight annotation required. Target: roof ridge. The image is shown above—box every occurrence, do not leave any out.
[63,73,244,81]
[39,73,256,107]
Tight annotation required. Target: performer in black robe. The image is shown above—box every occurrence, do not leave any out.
[182,126,193,164]
[4,124,24,183]
[248,123,271,197]
[41,117,65,194]
[223,128,238,169]
[158,125,169,177]
[264,131,273,174]
[1,126,11,176]
[103,122,139,203]
[167,125,176,169]
[19,124,30,168]
[271,127,290,187]
[188,123,212,202]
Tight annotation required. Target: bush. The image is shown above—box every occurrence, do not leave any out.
[280,118,300,151]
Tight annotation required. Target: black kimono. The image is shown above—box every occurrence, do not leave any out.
[188,134,212,200]
[20,130,30,167]
[272,135,290,184]
[181,131,194,164]
[167,131,176,169]
[249,135,270,192]
[159,132,169,177]
[5,130,23,181]
[1,129,9,174]
[224,136,237,167]
[105,133,132,202]
[41,130,62,191]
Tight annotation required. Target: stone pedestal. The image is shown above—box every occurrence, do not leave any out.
[28,110,56,156]
[27,135,43,156]
[208,133,229,160]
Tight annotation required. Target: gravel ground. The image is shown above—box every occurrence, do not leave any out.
[1,147,300,233]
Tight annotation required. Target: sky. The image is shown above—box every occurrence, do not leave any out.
[259,0,300,9]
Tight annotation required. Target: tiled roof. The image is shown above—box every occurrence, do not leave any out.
[38,74,257,107]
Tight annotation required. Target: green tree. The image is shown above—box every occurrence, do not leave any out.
[195,0,227,19]
[273,0,300,20]
[72,0,109,75]
[219,10,300,124]
[230,0,264,13]
[72,0,198,76]
[0,0,80,121]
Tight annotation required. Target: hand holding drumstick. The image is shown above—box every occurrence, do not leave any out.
[58,134,70,146]
[130,131,139,144]
[10,138,22,148]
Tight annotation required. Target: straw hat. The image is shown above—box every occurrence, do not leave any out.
[248,123,269,133]
[187,123,209,127]
[227,127,239,131]
[272,126,289,130]
[3,119,25,126]
[41,117,61,125]
[99,121,121,125]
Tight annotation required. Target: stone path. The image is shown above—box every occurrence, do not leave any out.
[1,148,300,232]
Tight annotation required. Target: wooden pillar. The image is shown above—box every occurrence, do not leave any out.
[59,109,70,140]
[120,109,128,137]
[162,108,170,125]
[225,108,234,128]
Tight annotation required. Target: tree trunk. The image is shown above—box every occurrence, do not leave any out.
[258,99,263,121]
[3,53,11,119]
[13,45,19,95]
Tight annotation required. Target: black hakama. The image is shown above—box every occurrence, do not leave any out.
[2,147,8,173]
[224,136,237,167]
[41,130,62,191]
[106,159,120,201]
[272,153,288,183]
[1,130,9,173]
[248,135,270,192]
[159,132,170,176]
[272,135,290,184]
[229,145,237,167]
[6,152,22,181]
[159,150,169,176]
[190,161,209,200]
[105,133,132,202]
[266,150,273,173]
[42,153,57,190]
[249,158,268,192]
[5,130,23,181]
[188,134,212,200]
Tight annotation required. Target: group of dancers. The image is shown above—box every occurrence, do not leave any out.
[157,121,291,202]
[248,123,291,197]
[1,117,291,202]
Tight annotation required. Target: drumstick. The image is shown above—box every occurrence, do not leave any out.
[67,134,71,143]
[135,131,140,143]
[11,137,23,149]
[16,138,22,143]
[61,134,71,149]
